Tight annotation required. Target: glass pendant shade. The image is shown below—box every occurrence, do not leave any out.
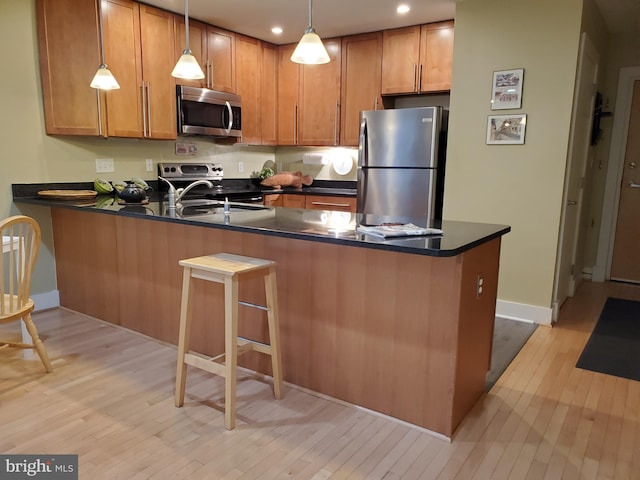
[291,28,330,65]
[90,64,120,90]
[172,50,205,79]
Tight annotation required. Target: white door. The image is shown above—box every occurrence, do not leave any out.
[553,33,599,319]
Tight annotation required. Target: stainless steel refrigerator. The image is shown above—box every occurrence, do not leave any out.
[357,106,448,228]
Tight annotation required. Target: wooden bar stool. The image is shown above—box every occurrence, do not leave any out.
[174,252,283,430]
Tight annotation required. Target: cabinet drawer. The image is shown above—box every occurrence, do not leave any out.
[282,194,306,209]
[305,195,356,213]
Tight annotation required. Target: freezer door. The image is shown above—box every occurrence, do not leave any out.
[357,167,436,227]
[358,107,440,169]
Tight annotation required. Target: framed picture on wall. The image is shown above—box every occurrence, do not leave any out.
[487,114,527,145]
[491,68,524,110]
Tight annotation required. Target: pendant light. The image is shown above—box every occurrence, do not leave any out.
[172,0,205,80]
[291,0,330,65]
[90,0,120,90]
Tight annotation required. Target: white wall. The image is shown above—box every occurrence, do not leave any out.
[446,0,584,314]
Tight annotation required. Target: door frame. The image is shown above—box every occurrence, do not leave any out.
[552,32,598,320]
[593,66,640,281]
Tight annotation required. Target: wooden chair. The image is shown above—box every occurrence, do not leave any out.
[1,215,52,372]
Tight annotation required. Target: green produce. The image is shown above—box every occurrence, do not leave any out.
[258,167,275,180]
[131,176,150,190]
[95,195,116,208]
[112,180,127,193]
[94,178,114,194]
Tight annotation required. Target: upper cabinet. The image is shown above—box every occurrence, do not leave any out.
[37,0,102,136]
[340,32,383,146]
[260,43,278,146]
[103,0,176,139]
[381,21,454,95]
[235,34,261,144]
[206,27,236,93]
[277,39,342,146]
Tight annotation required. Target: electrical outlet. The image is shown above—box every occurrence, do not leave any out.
[238,161,244,173]
[96,158,114,173]
[145,159,153,172]
[476,274,484,298]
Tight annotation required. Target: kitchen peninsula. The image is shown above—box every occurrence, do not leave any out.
[14,189,509,439]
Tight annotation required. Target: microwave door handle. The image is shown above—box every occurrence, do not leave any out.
[224,101,233,134]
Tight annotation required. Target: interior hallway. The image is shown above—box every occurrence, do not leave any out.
[1,279,639,479]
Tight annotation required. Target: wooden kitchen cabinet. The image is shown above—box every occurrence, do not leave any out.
[381,21,454,95]
[306,195,356,213]
[263,194,283,207]
[235,34,261,144]
[340,32,383,146]
[102,0,176,139]
[282,194,306,209]
[277,40,342,146]
[206,26,236,93]
[37,0,102,136]
[261,43,278,146]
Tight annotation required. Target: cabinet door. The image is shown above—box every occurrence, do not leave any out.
[174,16,207,88]
[263,194,283,207]
[419,21,454,92]
[277,44,299,145]
[235,34,261,144]
[139,4,176,139]
[36,0,102,136]
[206,26,236,93]
[299,38,342,146]
[340,32,382,146]
[282,194,306,209]
[103,0,144,138]
[305,195,356,213]
[381,26,421,94]
[261,43,278,146]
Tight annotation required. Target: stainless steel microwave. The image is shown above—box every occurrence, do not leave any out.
[176,85,242,138]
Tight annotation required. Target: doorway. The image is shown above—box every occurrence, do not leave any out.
[610,80,640,283]
[594,66,640,283]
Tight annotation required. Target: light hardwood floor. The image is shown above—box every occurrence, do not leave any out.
[1,280,639,479]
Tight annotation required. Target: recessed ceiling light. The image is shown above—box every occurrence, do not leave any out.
[271,26,283,35]
[397,4,410,14]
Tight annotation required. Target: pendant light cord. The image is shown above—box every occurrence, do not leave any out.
[184,0,190,52]
[308,0,313,30]
[97,0,106,65]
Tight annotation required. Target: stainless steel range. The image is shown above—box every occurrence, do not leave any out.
[157,162,263,203]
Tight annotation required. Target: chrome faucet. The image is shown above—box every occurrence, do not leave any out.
[158,177,214,209]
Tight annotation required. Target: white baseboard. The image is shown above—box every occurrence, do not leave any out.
[32,290,60,312]
[496,299,553,326]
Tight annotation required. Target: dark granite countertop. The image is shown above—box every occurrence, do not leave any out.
[13,183,509,257]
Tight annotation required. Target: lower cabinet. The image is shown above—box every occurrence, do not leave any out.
[263,194,356,212]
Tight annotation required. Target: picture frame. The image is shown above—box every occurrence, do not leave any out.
[491,68,524,110]
[487,114,527,145]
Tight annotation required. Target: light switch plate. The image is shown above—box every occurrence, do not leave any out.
[145,159,153,172]
[96,158,114,173]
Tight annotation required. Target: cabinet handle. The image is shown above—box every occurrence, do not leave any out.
[413,64,418,92]
[374,96,378,110]
[629,181,640,188]
[141,83,147,137]
[207,62,212,89]
[311,201,350,208]
[417,64,423,92]
[146,82,152,137]
[293,102,298,145]
[334,102,339,146]
[96,90,103,137]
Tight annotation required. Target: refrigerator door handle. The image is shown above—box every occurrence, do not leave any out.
[358,117,368,168]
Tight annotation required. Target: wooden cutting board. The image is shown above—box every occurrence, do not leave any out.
[37,189,98,200]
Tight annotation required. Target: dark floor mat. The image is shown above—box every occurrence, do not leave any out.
[576,297,640,382]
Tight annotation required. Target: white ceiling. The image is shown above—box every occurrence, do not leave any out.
[145,0,639,45]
